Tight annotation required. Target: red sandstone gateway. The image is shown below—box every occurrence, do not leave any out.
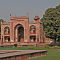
[1,16,45,46]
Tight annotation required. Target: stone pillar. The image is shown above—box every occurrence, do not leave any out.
[35,35,37,43]
[24,19,29,43]
[24,28,29,42]
[10,22,14,42]
[15,28,18,42]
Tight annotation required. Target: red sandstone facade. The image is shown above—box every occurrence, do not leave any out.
[1,16,45,45]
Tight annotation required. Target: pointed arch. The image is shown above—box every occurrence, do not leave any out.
[14,24,24,42]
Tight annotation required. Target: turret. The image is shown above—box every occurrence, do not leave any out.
[34,16,40,22]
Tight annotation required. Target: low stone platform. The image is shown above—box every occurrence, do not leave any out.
[0,50,47,60]
[0,43,47,47]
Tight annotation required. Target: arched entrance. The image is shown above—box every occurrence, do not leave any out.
[4,27,10,42]
[14,24,24,42]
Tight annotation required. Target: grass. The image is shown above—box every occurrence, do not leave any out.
[29,49,60,60]
[0,47,60,60]
[0,47,46,50]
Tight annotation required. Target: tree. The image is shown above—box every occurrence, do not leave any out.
[0,19,5,39]
[41,5,60,45]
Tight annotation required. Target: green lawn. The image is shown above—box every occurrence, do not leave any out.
[0,47,46,50]
[29,49,60,60]
[0,47,60,60]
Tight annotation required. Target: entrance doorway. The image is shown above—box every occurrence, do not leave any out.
[30,36,36,42]
[14,24,24,42]
[18,26,24,42]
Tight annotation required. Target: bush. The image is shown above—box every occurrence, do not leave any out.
[45,45,49,48]
[14,44,17,47]
[35,44,38,47]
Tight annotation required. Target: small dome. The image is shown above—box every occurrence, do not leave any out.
[34,16,39,20]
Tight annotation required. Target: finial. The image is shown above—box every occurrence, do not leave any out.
[10,13,11,16]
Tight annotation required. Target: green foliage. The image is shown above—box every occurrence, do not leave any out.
[41,5,60,44]
[45,45,49,48]
[0,19,5,31]
[14,44,17,47]
[35,44,38,47]
[0,19,5,39]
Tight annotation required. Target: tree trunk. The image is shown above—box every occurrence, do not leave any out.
[58,37,60,44]
[54,37,56,45]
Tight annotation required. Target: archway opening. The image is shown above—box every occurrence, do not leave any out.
[14,24,24,42]
[30,25,36,34]
[4,36,10,42]
[18,26,24,42]
[4,27,10,35]
[30,36,36,42]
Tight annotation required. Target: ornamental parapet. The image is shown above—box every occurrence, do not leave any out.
[10,16,29,20]
[1,22,10,25]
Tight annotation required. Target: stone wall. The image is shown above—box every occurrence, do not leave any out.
[0,50,47,60]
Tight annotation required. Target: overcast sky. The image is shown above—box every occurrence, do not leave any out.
[0,0,60,21]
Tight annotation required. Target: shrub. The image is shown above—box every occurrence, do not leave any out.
[45,45,49,48]
[14,44,17,47]
[35,44,38,47]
